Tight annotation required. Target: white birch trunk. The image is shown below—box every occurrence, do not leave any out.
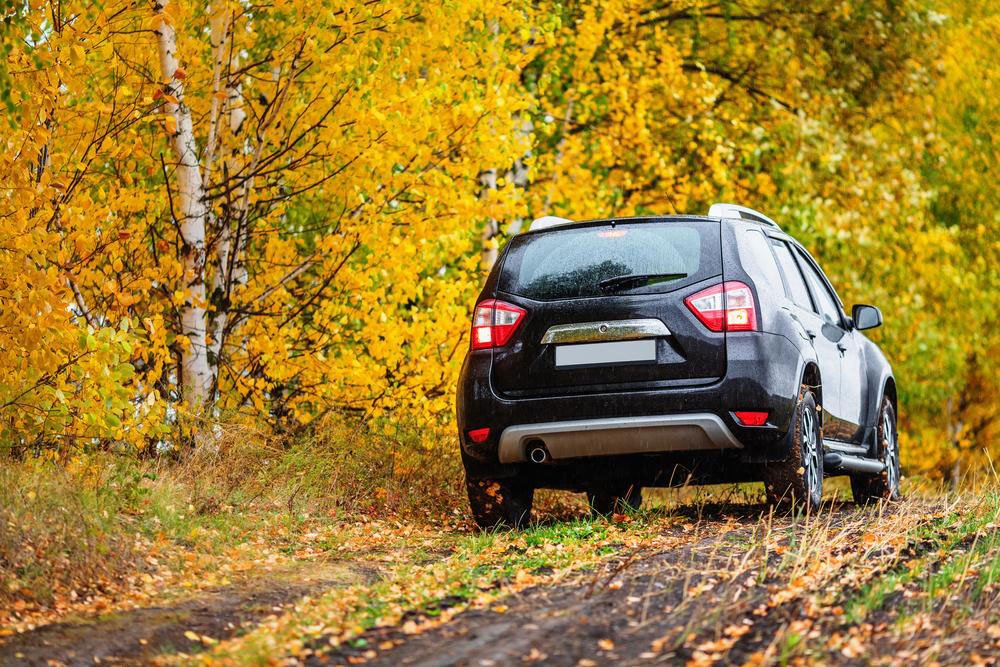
[155,0,213,412]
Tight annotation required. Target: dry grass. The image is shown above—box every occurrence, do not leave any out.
[165,418,465,520]
[0,417,466,613]
[0,458,146,607]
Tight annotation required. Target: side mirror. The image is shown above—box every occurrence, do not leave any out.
[852,304,883,330]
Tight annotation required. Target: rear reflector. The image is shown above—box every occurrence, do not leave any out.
[684,281,758,332]
[471,299,527,350]
[733,411,769,426]
[467,427,491,443]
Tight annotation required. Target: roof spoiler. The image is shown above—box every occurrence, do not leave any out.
[527,215,574,232]
[708,203,780,230]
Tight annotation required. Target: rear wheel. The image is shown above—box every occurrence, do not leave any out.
[466,477,533,530]
[763,386,823,508]
[587,483,643,517]
[851,397,901,504]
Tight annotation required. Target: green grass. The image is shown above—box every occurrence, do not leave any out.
[778,631,804,666]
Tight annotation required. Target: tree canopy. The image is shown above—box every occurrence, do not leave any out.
[1,0,997,480]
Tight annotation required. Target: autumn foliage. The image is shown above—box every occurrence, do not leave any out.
[1,0,998,481]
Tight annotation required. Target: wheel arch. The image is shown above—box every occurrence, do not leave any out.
[882,376,898,416]
[801,361,822,426]
[861,368,897,456]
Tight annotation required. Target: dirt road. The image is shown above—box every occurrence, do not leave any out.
[317,501,1000,666]
[0,563,371,666]
[3,497,999,666]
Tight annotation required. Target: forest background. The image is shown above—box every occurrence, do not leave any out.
[2,0,999,484]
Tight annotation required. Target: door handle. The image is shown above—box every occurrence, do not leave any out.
[837,342,848,353]
[784,307,816,341]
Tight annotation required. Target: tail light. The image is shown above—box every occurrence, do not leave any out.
[467,427,491,443]
[684,281,757,332]
[471,299,527,349]
[733,411,769,426]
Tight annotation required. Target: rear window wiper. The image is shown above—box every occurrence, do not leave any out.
[598,273,688,293]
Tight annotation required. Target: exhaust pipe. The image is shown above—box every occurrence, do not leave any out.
[528,444,550,464]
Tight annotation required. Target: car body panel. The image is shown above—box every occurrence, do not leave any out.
[456,214,895,489]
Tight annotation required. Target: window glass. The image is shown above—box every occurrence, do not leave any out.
[737,229,785,301]
[795,249,842,326]
[499,221,718,301]
[770,240,813,310]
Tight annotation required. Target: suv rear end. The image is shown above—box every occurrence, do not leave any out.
[458,216,805,527]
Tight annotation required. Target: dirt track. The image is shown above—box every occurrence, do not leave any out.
[315,501,997,667]
[3,499,998,666]
[318,504,796,666]
[0,563,372,666]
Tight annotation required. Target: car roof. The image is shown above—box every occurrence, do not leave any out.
[518,214,796,238]
[519,214,722,236]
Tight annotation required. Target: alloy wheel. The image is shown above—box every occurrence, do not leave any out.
[882,409,899,494]
[801,407,821,501]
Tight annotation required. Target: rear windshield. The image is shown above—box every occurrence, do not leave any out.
[498,220,720,301]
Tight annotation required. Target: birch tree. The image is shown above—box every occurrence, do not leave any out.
[154,0,212,411]
[2,0,535,448]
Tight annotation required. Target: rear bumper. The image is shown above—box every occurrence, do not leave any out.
[457,331,804,477]
[498,413,741,463]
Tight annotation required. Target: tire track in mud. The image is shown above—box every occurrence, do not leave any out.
[0,563,376,667]
[312,504,835,667]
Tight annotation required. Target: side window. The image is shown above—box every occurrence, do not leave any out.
[795,249,842,327]
[770,240,813,311]
[737,229,785,300]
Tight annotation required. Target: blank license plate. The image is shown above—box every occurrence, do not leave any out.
[555,339,656,368]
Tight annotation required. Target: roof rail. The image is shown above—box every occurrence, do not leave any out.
[707,203,780,230]
[528,215,574,232]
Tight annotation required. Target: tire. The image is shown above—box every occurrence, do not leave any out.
[763,385,823,509]
[587,483,643,517]
[851,396,901,504]
[466,476,534,530]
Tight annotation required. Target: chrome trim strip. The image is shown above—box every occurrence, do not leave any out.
[498,413,742,463]
[540,318,671,345]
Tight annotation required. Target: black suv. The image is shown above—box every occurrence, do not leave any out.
[457,205,899,528]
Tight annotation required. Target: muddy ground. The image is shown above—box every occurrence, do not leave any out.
[315,503,999,666]
[3,500,998,666]
[0,563,375,666]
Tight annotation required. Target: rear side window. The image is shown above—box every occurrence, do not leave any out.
[737,228,785,304]
[795,248,843,326]
[498,221,720,300]
[770,240,814,310]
